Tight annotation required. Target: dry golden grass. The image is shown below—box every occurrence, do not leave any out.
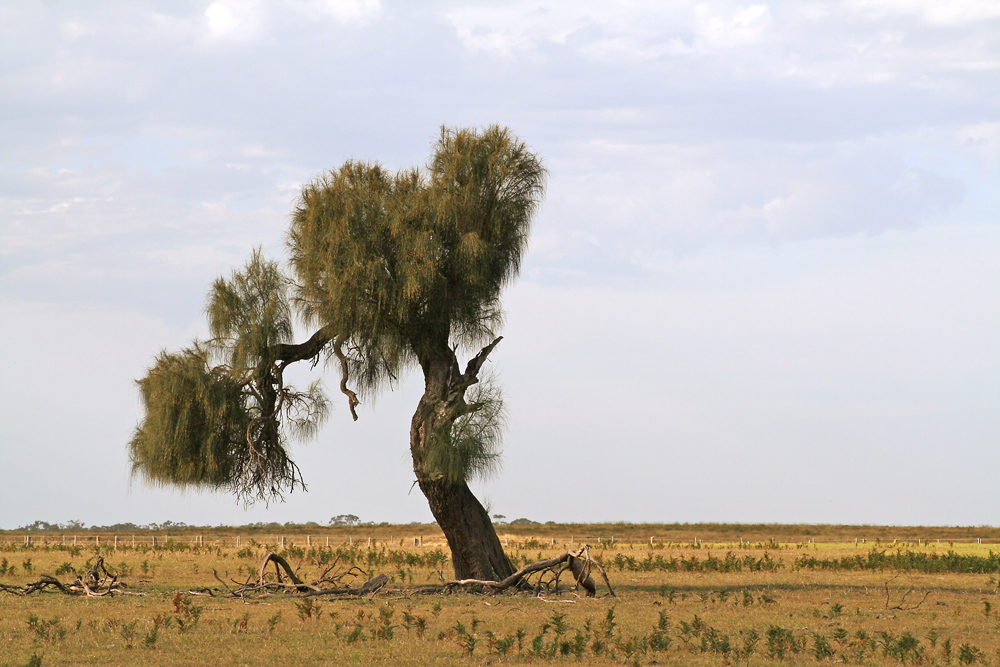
[1,532,998,666]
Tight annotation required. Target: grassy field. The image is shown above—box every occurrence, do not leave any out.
[1,526,999,666]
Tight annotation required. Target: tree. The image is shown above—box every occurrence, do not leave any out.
[129,126,545,581]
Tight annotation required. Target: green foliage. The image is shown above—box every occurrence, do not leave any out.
[130,126,545,504]
[206,248,294,371]
[26,615,65,642]
[294,598,322,621]
[289,126,544,381]
[766,625,804,659]
[129,253,330,503]
[266,612,281,634]
[795,548,1000,574]
[959,643,984,665]
[119,620,139,648]
[128,344,254,489]
[422,375,506,484]
[610,550,782,573]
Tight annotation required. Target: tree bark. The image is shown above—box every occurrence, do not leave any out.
[418,477,515,581]
[410,338,516,582]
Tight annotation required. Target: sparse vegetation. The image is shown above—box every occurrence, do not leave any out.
[0,524,997,665]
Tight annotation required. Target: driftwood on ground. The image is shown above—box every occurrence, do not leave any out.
[0,556,127,597]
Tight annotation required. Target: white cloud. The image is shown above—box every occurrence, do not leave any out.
[295,0,382,22]
[443,0,999,92]
[693,3,771,50]
[204,0,264,40]
[844,0,1000,26]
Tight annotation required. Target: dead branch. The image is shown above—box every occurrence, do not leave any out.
[188,546,613,601]
[445,546,615,597]
[884,576,932,610]
[0,557,127,597]
[213,552,379,598]
[304,573,389,597]
[257,552,313,591]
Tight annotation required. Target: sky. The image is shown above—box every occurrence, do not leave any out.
[1,0,997,530]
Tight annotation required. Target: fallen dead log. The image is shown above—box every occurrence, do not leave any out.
[446,546,615,597]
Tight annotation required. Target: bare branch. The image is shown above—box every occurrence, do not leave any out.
[332,338,360,420]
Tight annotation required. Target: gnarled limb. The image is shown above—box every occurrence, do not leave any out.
[331,338,360,420]
[445,546,615,597]
[257,551,311,591]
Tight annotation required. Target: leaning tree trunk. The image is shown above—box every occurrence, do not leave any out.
[410,339,516,581]
[417,477,515,581]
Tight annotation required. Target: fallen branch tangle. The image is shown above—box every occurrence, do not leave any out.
[0,557,127,597]
[213,551,383,598]
[209,547,614,600]
[445,546,616,598]
[1,549,614,601]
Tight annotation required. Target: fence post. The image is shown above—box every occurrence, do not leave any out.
[326,536,330,547]
[95,536,100,547]
[307,536,312,547]
[114,536,118,550]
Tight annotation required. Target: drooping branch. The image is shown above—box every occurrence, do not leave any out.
[271,328,359,420]
[332,338,360,420]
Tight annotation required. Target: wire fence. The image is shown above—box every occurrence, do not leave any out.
[1,534,996,549]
